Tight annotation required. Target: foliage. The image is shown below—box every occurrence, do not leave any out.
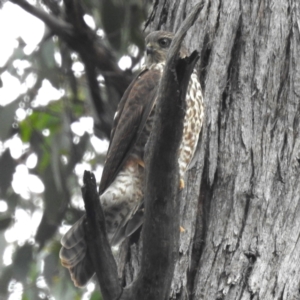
[0,0,150,298]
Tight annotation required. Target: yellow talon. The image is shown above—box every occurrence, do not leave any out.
[137,159,145,168]
[179,178,185,190]
[180,226,185,233]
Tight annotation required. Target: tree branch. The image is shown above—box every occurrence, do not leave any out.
[82,171,122,300]
[84,60,113,138]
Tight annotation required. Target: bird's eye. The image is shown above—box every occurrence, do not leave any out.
[158,38,171,48]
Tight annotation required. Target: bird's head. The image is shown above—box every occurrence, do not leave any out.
[144,31,188,68]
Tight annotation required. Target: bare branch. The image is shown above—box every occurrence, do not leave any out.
[84,60,113,138]
[82,171,122,300]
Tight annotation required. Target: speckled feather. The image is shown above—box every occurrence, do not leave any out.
[60,31,204,287]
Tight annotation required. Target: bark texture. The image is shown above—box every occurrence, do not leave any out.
[119,1,300,300]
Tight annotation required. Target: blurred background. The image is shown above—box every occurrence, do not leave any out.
[0,0,152,298]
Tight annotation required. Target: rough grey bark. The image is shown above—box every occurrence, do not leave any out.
[119,1,300,300]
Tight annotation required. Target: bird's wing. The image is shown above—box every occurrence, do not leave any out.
[99,68,161,195]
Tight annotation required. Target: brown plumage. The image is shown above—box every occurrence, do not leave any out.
[60,31,204,287]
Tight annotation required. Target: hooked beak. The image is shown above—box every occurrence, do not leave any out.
[146,45,154,55]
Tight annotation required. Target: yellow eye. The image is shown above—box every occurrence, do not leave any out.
[158,38,171,48]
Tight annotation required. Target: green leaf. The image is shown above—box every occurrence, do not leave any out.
[27,260,39,283]
[39,149,51,172]
[19,108,62,144]
[21,294,30,300]
[72,102,85,118]
[19,120,32,142]
[90,290,103,300]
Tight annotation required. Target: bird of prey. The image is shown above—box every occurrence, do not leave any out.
[60,31,204,287]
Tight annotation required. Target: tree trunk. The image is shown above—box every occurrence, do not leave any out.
[118,1,300,299]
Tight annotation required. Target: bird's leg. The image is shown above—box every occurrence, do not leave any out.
[126,158,145,168]
[179,178,185,190]
[178,178,186,232]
